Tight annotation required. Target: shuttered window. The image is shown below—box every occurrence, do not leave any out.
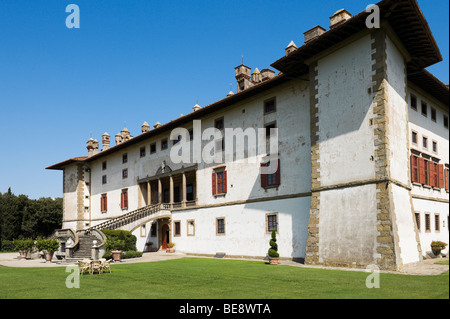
[121,189,128,210]
[411,155,419,183]
[261,159,281,188]
[212,170,227,195]
[101,194,108,212]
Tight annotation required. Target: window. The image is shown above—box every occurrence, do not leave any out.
[410,155,419,183]
[425,214,431,232]
[267,214,278,232]
[422,136,428,149]
[215,117,224,130]
[187,220,195,236]
[140,147,146,157]
[186,184,194,201]
[188,129,194,141]
[261,159,281,188]
[435,214,440,232]
[121,189,128,210]
[265,122,277,139]
[432,141,438,154]
[122,153,128,164]
[438,164,445,189]
[431,107,437,122]
[264,98,276,114]
[217,171,225,194]
[102,161,107,170]
[421,101,427,117]
[216,218,225,235]
[444,115,449,129]
[212,170,227,195]
[151,223,157,237]
[410,94,417,111]
[415,213,420,231]
[102,175,107,185]
[101,194,107,213]
[150,143,156,154]
[161,139,168,150]
[122,168,128,179]
[411,131,418,145]
[172,135,181,145]
[174,221,181,236]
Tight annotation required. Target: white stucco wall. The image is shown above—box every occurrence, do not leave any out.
[316,34,375,187]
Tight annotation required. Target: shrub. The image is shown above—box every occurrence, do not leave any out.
[0,240,15,252]
[431,241,448,249]
[36,238,60,253]
[268,230,279,258]
[102,229,136,251]
[122,251,143,259]
[13,238,34,252]
[167,243,175,248]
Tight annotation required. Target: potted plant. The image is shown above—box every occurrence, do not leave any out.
[106,239,126,261]
[431,241,447,257]
[166,243,175,253]
[267,229,279,265]
[14,238,34,259]
[146,241,153,252]
[36,238,60,262]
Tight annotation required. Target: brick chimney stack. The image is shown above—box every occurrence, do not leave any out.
[102,132,110,151]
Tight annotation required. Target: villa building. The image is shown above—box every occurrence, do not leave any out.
[47,0,449,270]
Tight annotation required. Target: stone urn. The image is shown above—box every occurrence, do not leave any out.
[112,250,122,261]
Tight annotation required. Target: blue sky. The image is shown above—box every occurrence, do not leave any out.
[0,0,448,199]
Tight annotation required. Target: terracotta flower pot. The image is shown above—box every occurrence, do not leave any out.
[44,252,53,262]
[112,250,122,261]
[269,257,279,265]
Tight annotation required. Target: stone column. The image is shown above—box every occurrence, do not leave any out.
[158,179,162,204]
[182,172,187,207]
[169,175,174,204]
[147,181,151,206]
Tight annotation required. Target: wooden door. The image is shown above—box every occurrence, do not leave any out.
[161,224,169,249]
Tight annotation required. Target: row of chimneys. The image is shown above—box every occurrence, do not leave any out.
[233,9,352,93]
[86,9,353,156]
[86,109,198,156]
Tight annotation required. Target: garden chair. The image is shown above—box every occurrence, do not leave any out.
[78,260,91,275]
[91,260,103,275]
[101,258,112,273]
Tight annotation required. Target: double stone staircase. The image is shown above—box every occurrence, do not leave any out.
[54,203,172,261]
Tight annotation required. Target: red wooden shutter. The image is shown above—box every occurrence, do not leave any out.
[429,162,436,187]
[104,196,107,212]
[120,192,124,209]
[410,155,418,183]
[438,164,444,189]
[124,191,128,208]
[446,169,449,192]
[212,172,217,195]
[275,159,281,185]
[260,162,268,188]
[223,171,227,193]
[101,197,104,212]
[418,158,426,184]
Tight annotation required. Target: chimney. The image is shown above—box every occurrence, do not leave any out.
[86,138,95,157]
[251,68,261,83]
[121,126,132,141]
[330,9,352,29]
[154,122,162,129]
[92,139,99,155]
[227,90,234,97]
[102,132,110,151]
[304,25,326,43]
[260,69,276,81]
[141,122,150,133]
[285,41,297,56]
[235,64,253,92]
[115,133,123,145]
[193,104,201,112]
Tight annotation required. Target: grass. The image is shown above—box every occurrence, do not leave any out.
[0,258,448,299]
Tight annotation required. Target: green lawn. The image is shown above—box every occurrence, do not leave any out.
[0,258,448,299]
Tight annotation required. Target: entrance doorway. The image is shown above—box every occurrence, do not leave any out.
[161,224,170,250]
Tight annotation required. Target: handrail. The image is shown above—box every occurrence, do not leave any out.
[89,203,172,231]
